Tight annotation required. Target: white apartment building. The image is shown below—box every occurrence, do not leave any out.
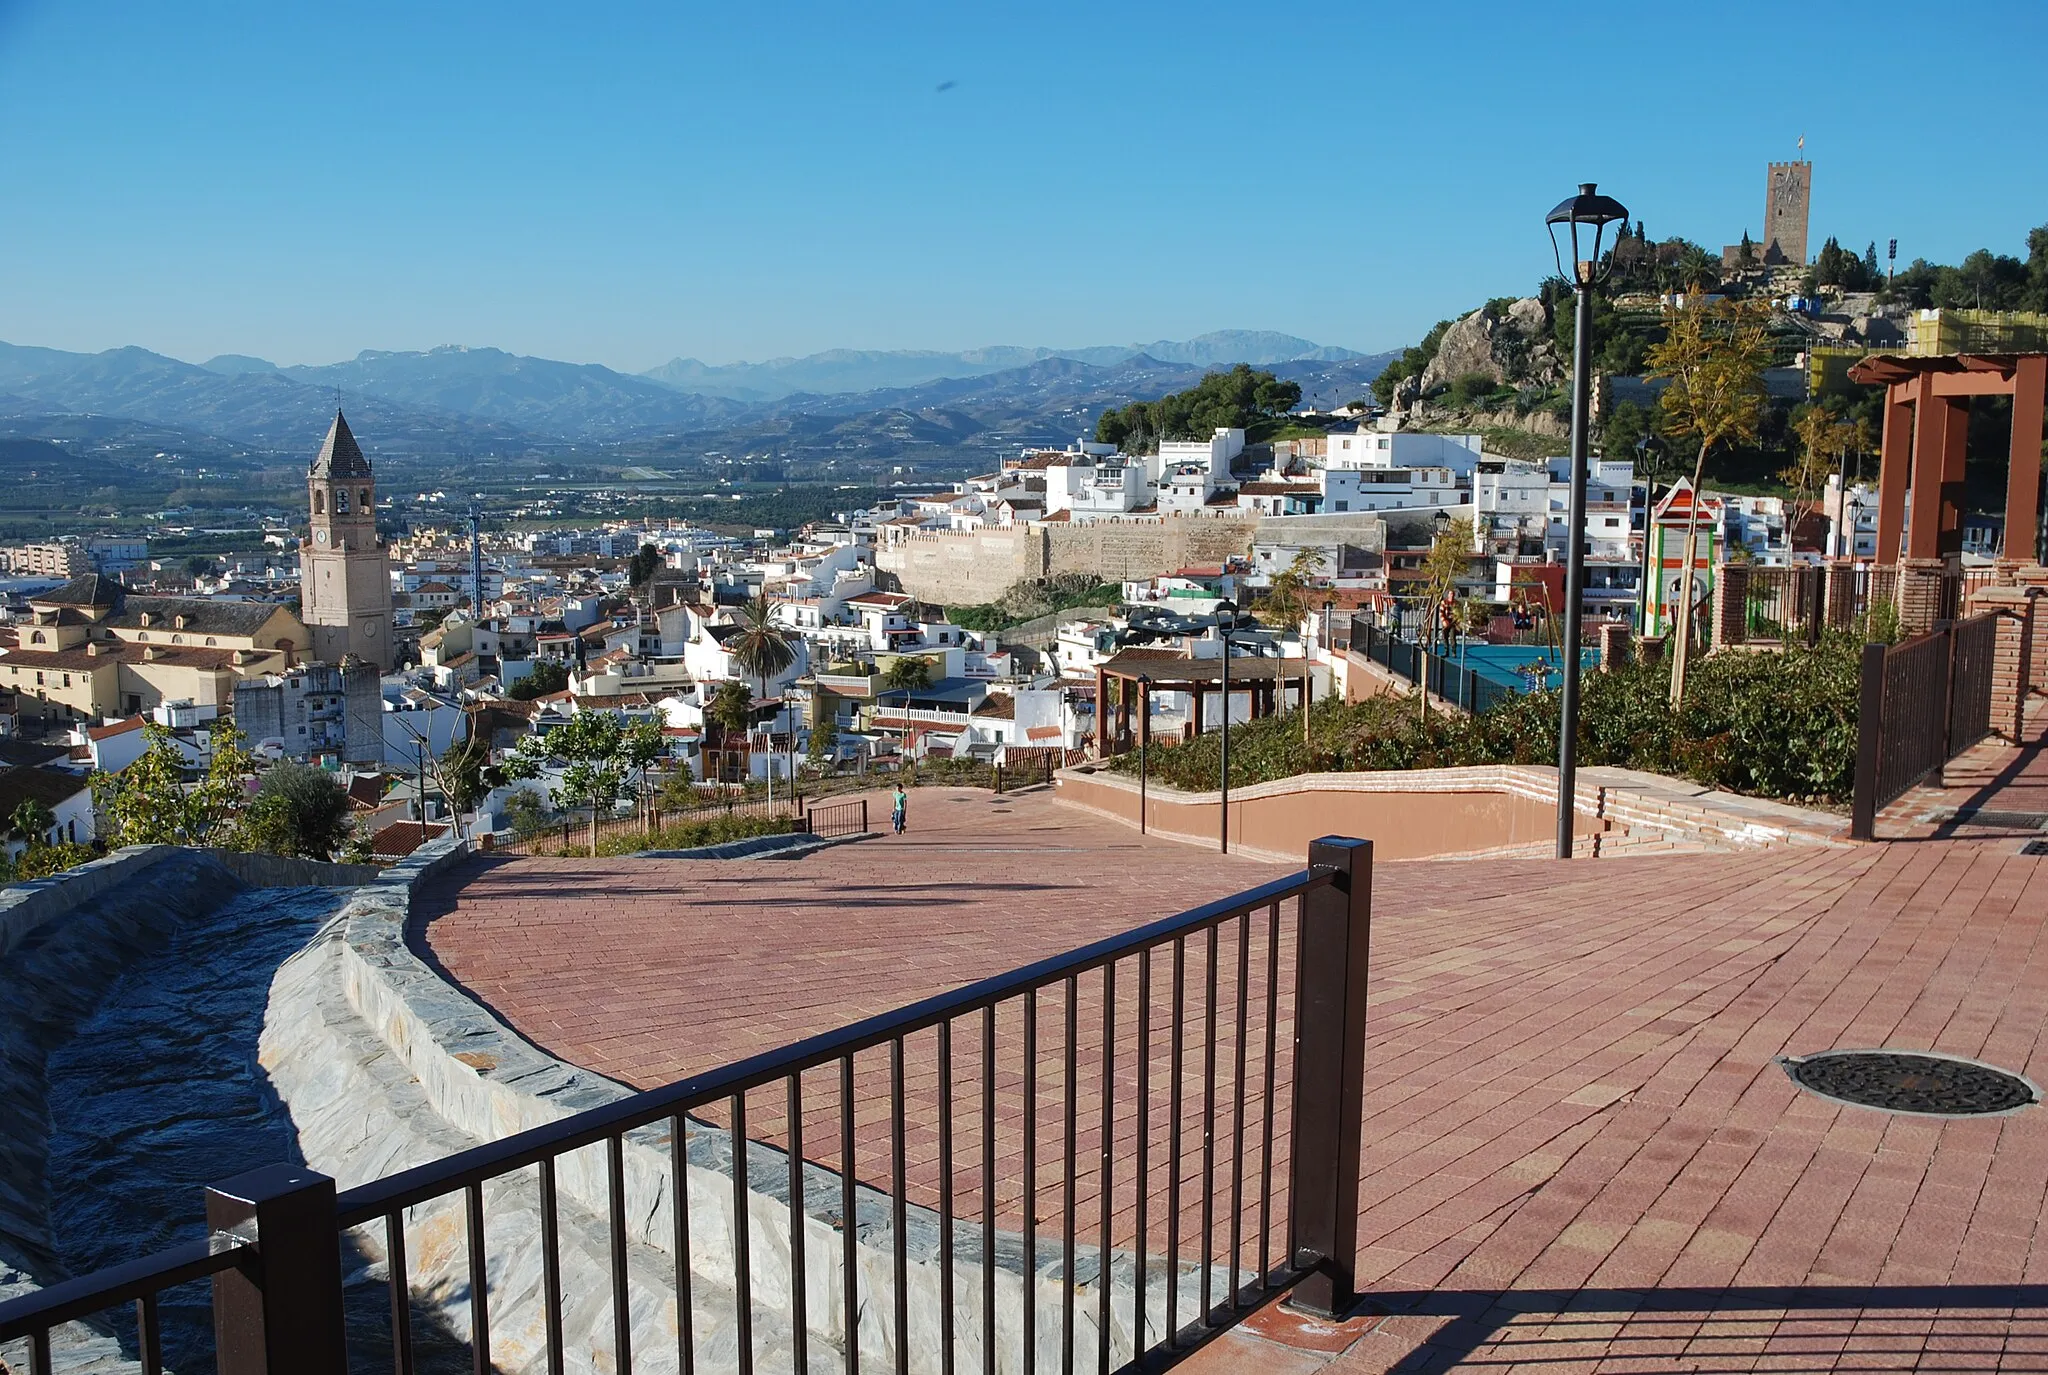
[1324,429,1483,476]
[1823,476,1878,560]
[1322,466,1460,513]
[1719,494,1794,566]
[1475,458,1637,561]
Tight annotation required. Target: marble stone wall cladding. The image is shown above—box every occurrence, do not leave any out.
[0,846,369,1373]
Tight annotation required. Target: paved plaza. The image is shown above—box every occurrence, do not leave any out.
[416,731,2048,1374]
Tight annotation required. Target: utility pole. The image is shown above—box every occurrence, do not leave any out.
[468,507,485,618]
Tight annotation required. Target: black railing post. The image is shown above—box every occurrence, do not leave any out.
[1850,641,1887,842]
[1287,836,1373,1318]
[206,1165,347,1375]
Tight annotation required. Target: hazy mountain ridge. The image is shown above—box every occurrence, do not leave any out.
[641,330,1367,401]
[0,333,1393,466]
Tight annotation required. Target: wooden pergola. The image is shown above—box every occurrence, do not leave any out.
[1846,352,2047,565]
[1093,651,1310,756]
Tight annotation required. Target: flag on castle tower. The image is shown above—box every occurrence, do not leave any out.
[1797,134,1804,151]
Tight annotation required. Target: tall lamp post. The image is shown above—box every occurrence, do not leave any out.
[1545,182,1630,860]
[1214,600,1238,854]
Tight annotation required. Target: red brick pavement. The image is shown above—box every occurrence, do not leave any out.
[415,781,2048,1373]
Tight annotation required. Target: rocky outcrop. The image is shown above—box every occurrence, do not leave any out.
[1417,298,1559,394]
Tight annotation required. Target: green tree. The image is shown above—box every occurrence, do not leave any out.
[1095,365,1303,453]
[807,711,840,767]
[708,679,757,735]
[241,763,353,860]
[9,798,56,849]
[504,712,667,853]
[628,542,662,587]
[1258,549,1325,629]
[881,655,935,694]
[93,721,263,849]
[1645,298,1772,705]
[92,724,194,846]
[1419,518,1476,654]
[509,659,569,700]
[434,724,502,836]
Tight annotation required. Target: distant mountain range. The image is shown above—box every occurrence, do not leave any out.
[0,332,1393,464]
[641,330,1368,401]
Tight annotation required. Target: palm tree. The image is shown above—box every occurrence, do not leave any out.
[730,594,796,699]
[9,798,55,851]
[729,595,797,789]
[880,655,935,751]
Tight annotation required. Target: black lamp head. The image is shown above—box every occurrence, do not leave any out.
[1546,182,1630,287]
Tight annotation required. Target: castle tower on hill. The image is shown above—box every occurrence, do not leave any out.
[1764,160,1812,267]
[298,410,394,669]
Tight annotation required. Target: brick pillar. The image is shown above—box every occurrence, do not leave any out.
[1898,558,1948,635]
[1825,562,1859,630]
[1636,634,1666,667]
[1972,588,2036,742]
[1596,620,1632,671]
[1711,563,1749,647]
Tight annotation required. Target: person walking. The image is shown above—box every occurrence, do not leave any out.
[891,785,908,835]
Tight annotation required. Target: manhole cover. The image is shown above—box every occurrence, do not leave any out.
[1781,1050,2038,1116]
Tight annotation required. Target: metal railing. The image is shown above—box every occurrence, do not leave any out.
[1346,619,1522,714]
[1850,614,1999,840]
[800,798,870,839]
[0,837,1374,1375]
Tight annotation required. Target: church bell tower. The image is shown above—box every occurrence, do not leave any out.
[299,410,394,669]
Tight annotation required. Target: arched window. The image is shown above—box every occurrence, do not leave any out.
[336,489,350,514]
[359,488,370,509]
[29,631,44,644]
[315,490,325,515]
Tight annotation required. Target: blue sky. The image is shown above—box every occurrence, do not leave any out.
[3,1,2044,372]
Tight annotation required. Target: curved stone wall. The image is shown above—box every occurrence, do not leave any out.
[0,845,373,1374]
[270,840,1229,1374]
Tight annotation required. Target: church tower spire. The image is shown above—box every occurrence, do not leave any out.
[299,410,394,668]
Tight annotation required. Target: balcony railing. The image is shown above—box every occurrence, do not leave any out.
[0,838,1372,1375]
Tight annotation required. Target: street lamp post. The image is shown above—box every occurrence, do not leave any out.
[1215,600,1238,854]
[1545,181,1630,860]
[1137,672,1151,835]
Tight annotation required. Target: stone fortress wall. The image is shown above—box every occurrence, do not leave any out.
[876,515,1261,604]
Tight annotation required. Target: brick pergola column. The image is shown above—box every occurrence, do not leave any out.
[1712,562,1750,646]
[1907,385,1953,560]
[1875,380,1915,565]
[2007,355,2046,567]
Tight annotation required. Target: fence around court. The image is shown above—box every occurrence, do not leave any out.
[0,836,1376,1375]
[1850,613,1999,840]
[1346,617,1537,715]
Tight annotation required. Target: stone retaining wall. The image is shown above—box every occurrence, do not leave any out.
[1053,763,1847,863]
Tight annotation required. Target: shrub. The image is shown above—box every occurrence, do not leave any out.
[555,814,796,858]
[1108,633,1868,805]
